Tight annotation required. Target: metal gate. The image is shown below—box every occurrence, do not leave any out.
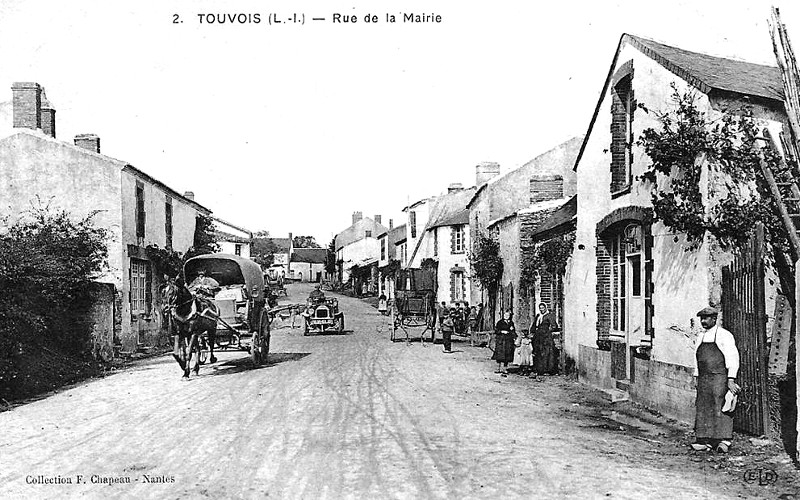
[720,223,769,435]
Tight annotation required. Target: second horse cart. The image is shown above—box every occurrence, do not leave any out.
[184,253,271,366]
[390,268,436,343]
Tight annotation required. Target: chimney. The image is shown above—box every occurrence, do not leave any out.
[476,161,501,188]
[375,215,382,225]
[11,82,42,130]
[74,134,100,153]
[447,182,464,193]
[183,191,195,201]
[288,232,293,246]
[530,175,564,203]
[352,211,363,225]
[40,88,56,138]
[389,219,394,230]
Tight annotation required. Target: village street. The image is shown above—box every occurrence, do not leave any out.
[0,283,794,500]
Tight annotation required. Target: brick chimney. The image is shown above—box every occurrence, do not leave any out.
[530,175,563,203]
[374,215,382,225]
[40,88,56,138]
[74,134,100,153]
[183,191,195,201]
[11,82,42,130]
[476,161,501,188]
[352,211,363,225]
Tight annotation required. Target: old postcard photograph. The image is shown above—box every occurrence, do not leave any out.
[1,0,799,498]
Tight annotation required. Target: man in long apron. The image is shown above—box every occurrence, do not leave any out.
[692,306,741,453]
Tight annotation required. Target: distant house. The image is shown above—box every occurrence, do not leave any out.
[213,217,252,258]
[264,234,293,280]
[377,222,405,299]
[334,212,387,294]
[406,184,476,306]
[0,82,211,353]
[289,248,328,283]
[565,34,786,423]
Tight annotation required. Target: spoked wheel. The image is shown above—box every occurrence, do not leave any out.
[260,310,271,364]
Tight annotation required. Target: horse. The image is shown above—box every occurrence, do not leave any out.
[161,278,219,378]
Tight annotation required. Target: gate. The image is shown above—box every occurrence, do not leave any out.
[720,223,769,435]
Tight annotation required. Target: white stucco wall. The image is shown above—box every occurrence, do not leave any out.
[0,131,124,285]
[565,40,785,368]
[218,241,251,258]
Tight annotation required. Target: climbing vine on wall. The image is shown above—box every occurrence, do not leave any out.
[637,84,787,252]
[520,232,576,291]
[469,233,503,293]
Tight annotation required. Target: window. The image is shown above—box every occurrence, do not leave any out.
[165,198,173,249]
[130,258,151,315]
[380,238,386,260]
[451,270,465,302]
[610,64,634,194]
[235,244,242,256]
[135,182,146,239]
[410,211,417,238]
[433,228,438,257]
[365,230,372,238]
[610,233,626,332]
[451,225,465,254]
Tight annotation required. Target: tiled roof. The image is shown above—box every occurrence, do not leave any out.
[574,33,784,171]
[291,248,328,264]
[627,34,782,102]
[430,208,469,229]
[215,230,250,244]
[531,195,577,240]
[426,188,476,230]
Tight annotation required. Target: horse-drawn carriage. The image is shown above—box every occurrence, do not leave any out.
[164,253,271,377]
[390,268,436,342]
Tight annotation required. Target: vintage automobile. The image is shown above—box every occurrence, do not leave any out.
[302,290,345,335]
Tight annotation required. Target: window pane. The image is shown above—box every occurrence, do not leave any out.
[630,255,641,297]
[620,298,626,330]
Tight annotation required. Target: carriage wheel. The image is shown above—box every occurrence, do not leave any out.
[259,310,271,364]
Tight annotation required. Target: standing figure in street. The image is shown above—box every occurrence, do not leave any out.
[532,303,559,375]
[441,308,456,353]
[436,301,449,339]
[492,309,516,375]
[468,306,479,346]
[692,306,740,453]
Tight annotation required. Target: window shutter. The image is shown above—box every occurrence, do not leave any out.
[145,262,153,315]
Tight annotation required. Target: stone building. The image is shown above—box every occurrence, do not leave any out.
[289,248,329,283]
[334,212,387,292]
[467,138,582,329]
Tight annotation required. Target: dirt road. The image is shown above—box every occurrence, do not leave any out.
[0,283,793,499]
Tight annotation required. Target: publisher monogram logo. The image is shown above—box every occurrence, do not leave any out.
[743,467,778,486]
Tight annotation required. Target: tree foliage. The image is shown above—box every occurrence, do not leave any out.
[251,235,279,269]
[184,214,219,260]
[0,205,109,356]
[145,244,183,280]
[638,85,787,251]
[325,238,337,275]
[293,235,321,248]
[470,232,503,292]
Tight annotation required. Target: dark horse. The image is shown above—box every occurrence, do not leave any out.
[161,278,218,378]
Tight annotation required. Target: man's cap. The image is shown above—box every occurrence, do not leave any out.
[697,306,718,317]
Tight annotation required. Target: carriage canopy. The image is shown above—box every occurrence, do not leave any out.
[184,253,265,302]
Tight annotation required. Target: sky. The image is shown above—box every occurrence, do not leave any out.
[0,0,799,245]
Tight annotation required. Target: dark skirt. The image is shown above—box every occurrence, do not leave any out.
[492,334,516,363]
[695,372,733,440]
[533,334,558,374]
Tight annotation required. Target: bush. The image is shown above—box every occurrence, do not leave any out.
[0,205,109,357]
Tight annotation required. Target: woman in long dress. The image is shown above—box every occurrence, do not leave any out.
[492,309,516,374]
[532,303,558,375]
